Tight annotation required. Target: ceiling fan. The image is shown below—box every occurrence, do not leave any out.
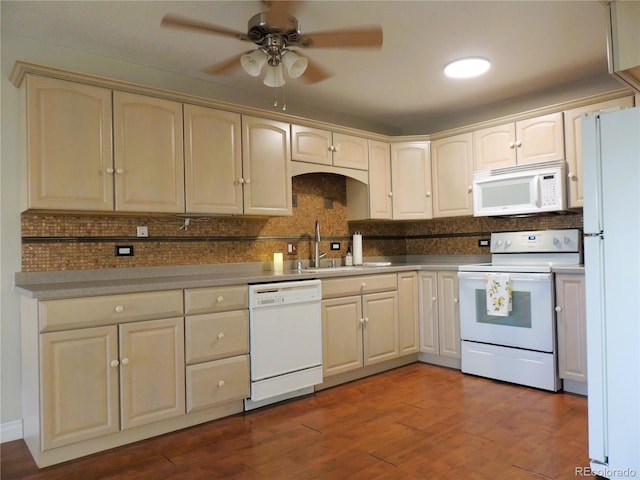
[160,1,383,87]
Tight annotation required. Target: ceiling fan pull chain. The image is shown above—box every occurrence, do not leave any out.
[282,88,287,111]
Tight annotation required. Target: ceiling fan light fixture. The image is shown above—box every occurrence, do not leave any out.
[282,50,308,78]
[444,57,491,78]
[263,64,285,87]
[240,49,267,76]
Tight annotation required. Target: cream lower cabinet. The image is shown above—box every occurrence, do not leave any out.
[431,133,474,218]
[398,271,419,355]
[40,316,185,450]
[563,96,634,208]
[184,285,250,413]
[555,274,587,383]
[321,274,399,377]
[419,270,461,361]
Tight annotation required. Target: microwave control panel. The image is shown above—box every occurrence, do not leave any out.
[540,173,561,207]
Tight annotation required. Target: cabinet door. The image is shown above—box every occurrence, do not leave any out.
[184,105,243,214]
[333,133,369,170]
[291,125,332,165]
[419,271,439,355]
[431,133,474,218]
[113,92,185,213]
[119,317,185,429]
[40,326,119,450]
[555,274,587,382]
[437,271,460,359]
[391,142,432,220]
[398,272,419,355]
[322,296,363,377]
[515,112,564,165]
[473,123,517,171]
[241,116,292,216]
[363,291,399,365]
[563,96,634,208]
[26,75,114,211]
[367,140,393,219]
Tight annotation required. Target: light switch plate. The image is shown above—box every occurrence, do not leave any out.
[137,226,148,237]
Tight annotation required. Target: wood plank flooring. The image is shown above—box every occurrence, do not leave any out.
[1,363,593,479]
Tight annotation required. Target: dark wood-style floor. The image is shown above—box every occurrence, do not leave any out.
[1,363,592,479]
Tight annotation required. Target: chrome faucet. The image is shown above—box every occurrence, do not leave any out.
[314,220,326,268]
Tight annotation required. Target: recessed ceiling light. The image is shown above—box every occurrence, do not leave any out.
[444,57,491,78]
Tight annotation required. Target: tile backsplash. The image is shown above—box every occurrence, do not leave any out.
[21,174,583,271]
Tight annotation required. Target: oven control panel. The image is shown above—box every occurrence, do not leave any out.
[491,229,581,253]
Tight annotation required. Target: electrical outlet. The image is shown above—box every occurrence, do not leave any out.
[478,239,490,247]
[331,242,341,251]
[137,226,148,237]
[115,245,134,256]
[287,243,298,254]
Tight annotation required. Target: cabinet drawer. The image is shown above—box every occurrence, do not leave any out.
[184,285,248,315]
[39,290,183,332]
[185,310,249,365]
[322,274,398,299]
[186,355,250,413]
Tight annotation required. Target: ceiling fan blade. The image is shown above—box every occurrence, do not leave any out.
[202,53,244,76]
[299,26,383,49]
[300,58,332,84]
[161,14,248,41]
[262,0,300,27]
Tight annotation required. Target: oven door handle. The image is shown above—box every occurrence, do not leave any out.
[457,272,552,282]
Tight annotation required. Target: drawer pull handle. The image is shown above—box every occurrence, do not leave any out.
[121,357,130,365]
[110,360,119,368]
[217,296,224,303]
[114,305,125,313]
[217,332,225,340]
[218,380,225,388]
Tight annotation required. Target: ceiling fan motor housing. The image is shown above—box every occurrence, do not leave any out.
[248,12,301,46]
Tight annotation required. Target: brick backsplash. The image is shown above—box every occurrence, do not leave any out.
[21,174,584,271]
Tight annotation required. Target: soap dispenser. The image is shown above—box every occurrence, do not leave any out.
[345,246,353,266]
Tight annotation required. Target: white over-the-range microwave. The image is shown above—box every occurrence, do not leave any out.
[472,160,567,217]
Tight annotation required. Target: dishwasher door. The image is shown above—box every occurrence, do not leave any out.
[248,280,322,404]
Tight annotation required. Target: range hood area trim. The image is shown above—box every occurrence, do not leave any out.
[291,161,368,184]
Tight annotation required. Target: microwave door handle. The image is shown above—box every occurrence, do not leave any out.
[533,175,541,207]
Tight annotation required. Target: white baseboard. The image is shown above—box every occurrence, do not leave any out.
[1,420,24,443]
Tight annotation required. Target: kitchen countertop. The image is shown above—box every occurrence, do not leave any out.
[14,255,489,300]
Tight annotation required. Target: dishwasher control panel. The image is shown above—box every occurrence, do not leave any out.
[249,280,322,308]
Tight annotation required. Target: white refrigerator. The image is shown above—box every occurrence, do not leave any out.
[582,107,640,479]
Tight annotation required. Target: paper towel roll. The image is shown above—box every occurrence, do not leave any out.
[353,233,363,265]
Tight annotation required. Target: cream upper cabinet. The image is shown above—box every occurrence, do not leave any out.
[397,272,419,355]
[419,270,461,361]
[184,105,243,214]
[563,96,634,208]
[242,116,292,216]
[473,112,565,170]
[346,140,392,221]
[113,91,185,213]
[25,75,114,211]
[291,125,368,170]
[555,274,587,383]
[390,142,433,220]
[431,133,473,218]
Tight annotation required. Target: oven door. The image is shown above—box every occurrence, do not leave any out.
[457,271,554,352]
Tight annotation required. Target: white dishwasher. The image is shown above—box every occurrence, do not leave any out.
[244,279,323,410]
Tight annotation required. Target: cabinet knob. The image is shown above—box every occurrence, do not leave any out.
[217,332,225,340]
[453,298,459,303]
[245,178,251,184]
[238,178,245,184]
[121,357,130,365]
[217,295,224,303]
[359,317,365,324]
[114,304,125,313]
[217,380,225,388]
[106,167,115,174]
[432,297,437,302]
[426,191,431,197]
[364,317,369,323]
[468,186,473,193]
[515,141,522,148]
[509,142,515,149]
[555,306,562,312]
[388,192,393,197]
[110,360,119,368]
[568,173,577,180]
[115,168,125,175]
[361,282,366,289]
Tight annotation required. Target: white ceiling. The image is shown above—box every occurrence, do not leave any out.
[1,0,624,135]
